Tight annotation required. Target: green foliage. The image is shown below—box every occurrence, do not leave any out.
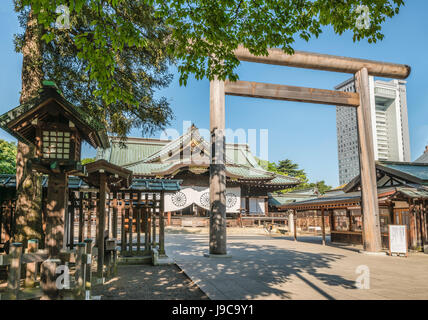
[15,1,174,139]
[21,0,404,108]
[258,157,332,194]
[0,140,17,174]
[81,157,96,165]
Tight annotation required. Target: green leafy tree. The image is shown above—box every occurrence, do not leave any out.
[0,140,17,174]
[259,157,332,194]
[24,0,404,98]
[14,1,174,139]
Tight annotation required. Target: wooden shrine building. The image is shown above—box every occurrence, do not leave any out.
[281,161,428,252]
[95,125,300,227]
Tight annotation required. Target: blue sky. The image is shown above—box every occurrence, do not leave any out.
[1,1,427,187]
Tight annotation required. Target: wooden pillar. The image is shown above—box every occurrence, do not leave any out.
[46,172,68,257]
[120,205,126,253]
[321,208,326,246]
[152,195,157,247]
[347,209,352,232]
[136,206,141,253]
[128,198,133,253]
[112,196,118,241]
[69,203,75,250]
[209,78,227,255]
[96,173,107,279]
[159,191,165,255]
[167,211,171,226]
[40,258,61,300]
[83,238,93,291]
[78,193,84,243]
[355,68,382,253]
[86,201,92,240]
[293,210,297,241]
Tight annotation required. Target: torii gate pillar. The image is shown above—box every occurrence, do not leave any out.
[208,79,228,256]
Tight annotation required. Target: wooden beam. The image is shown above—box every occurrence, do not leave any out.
[234,46,411,79]
[225,80,360,107]
[355,68,382,253]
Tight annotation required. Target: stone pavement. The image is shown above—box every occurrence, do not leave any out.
[165,233,428,300]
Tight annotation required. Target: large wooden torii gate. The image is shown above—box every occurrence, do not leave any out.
[209,46,410,255]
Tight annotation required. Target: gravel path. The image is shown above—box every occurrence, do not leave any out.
[92,264,208,300]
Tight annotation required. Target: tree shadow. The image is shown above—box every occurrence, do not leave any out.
[91,264,208,300]
[166,234,357,300]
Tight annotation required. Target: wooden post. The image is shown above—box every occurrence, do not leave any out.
[121,207,126,253]
[159,191,165,255]
[209,78,227,255]
[293,211,297,241]
[355,68,382,253]
[69,204,75,250]
[167,211,171,226]
[136,206,141,253]
[86,201,92,240]
[128,198,133,253]
[25,239,39,287]
[112,196,118,241]
[321,209,326,246]
[144,194,150,253]
[96,173,107,280]
[78,192,84,243]
[83,238,93,292]
[7,242,23,298]
[40,258,61,300]
[46,173,68,257]
[74,242,86,299]
[152,196,157,248]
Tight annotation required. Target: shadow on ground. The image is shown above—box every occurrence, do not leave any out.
[92,264,208,300]
[167,235,357,300]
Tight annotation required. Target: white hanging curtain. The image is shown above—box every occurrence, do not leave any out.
[164,186,241,213]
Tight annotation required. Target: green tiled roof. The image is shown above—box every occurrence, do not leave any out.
[96,126,300,187]
[379,162,428,184]
[268,188,318,207]
[0,174,181,192]
[123,162,175,176]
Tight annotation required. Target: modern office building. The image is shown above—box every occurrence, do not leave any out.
[336,77,411,185]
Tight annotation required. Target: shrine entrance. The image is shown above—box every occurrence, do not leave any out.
[208,46,411,255]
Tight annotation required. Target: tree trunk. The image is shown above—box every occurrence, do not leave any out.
[14,9,44,246]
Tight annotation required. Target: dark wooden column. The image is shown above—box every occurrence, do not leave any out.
[152,195,157,247]
[159,191,166,255]
[128,198,133,253]
[45,172,68,257]
[209,78,227,255]
[321,208,326,246]
[293,210,297,241]
[96,173,107,279]
[112,195,118,241]
[78,192,84,243]
[355,68,382,253]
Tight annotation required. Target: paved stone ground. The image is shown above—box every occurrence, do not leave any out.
[165,233,428,300]
[92,264,208,300]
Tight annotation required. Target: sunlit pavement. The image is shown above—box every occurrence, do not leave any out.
[165,233,428,300]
